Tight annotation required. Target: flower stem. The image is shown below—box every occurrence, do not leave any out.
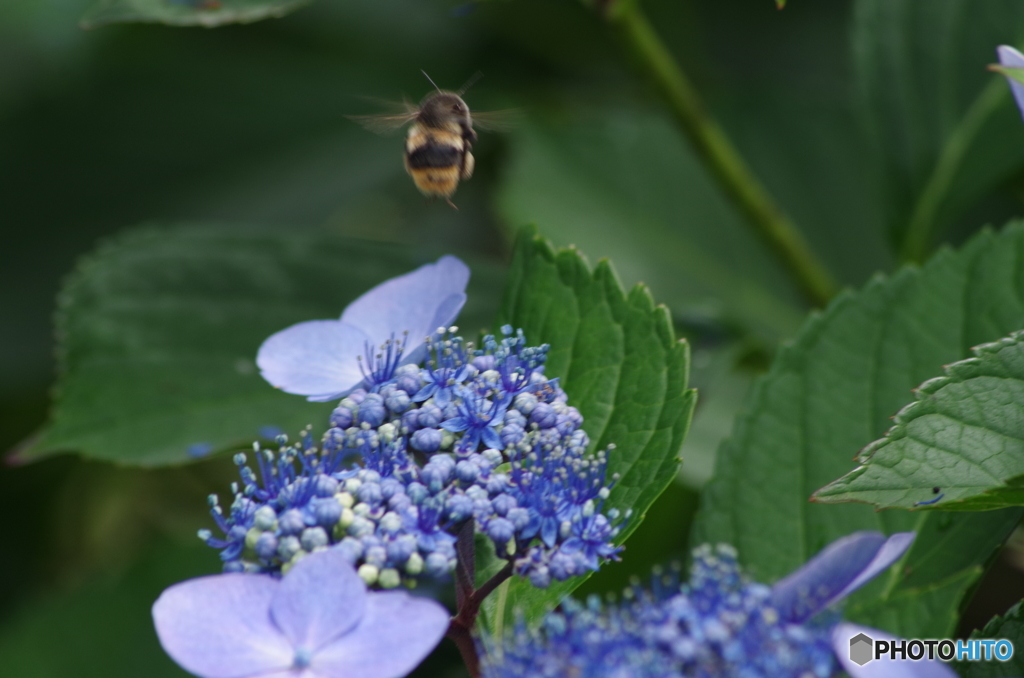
[899,77,1007,263]
[446,561,515,678]
[601,0,838,307]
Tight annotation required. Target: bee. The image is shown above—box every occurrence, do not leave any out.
[350,72,508,209]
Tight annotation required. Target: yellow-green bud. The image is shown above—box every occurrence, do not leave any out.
[358,564,379,586]
[245,527,263,551]
[338,507,355,529]
[405,552,424,575]
[378,568,401,589]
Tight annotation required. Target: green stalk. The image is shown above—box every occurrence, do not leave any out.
[900,78,1007,263]
[602,0,838,307]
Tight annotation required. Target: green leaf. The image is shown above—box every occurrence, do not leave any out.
[692,222,1024,639]
[815,330,1024,511]
[990,65,1024,88]
[852,0,1024,259]
[497,113,807,346]
[81,0,310,28]
[20,225,503,467]
[0,540,216,678]
[848,568,981,639]
[483,227,696,628]
[953,599,1024,677]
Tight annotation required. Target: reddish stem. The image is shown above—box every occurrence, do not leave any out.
[446,561,514,678]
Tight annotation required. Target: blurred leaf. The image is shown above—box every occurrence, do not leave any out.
[483,227,696,628]
[852,0,1024,257]
[848,568,979,639]
[497,112,807,346]
[991,65,1024,88]
[81,0,311,28]
[677,348,756,489]
[0,541,215,678]
[692,221,1024,639]
[717,97,894,289]
[816,331,1024,511]
[20,225,504,467]
[953,599,1024,677]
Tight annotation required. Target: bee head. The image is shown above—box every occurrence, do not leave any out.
[419,92,472,129]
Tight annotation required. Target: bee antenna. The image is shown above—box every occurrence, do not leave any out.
[457,71,483,96]
[421,70,442,93]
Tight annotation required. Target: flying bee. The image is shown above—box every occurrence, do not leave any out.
[350,72,510,209]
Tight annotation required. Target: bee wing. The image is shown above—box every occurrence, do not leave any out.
[347,98,420,135]
[470,108,521,133]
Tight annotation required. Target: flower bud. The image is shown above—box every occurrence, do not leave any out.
[411,427,442,453]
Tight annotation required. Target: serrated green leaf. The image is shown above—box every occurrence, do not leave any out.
[81,0,310,28]
[692,222,1024,639]
[953,600,1024,677]
[816,331,1024,511]
[482,227,695,628]
[21,225,503,467]
[852,0,1024,258]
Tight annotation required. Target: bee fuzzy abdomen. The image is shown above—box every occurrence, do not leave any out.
[406,143,462,170]
[405,126,466,198]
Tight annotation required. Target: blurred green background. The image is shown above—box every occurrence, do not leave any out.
[3,0,1024,674]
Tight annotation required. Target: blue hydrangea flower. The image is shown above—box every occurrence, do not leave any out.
[207,323,623,590]
[997,45,1024,122]
[484,531,956,678]
[153,548,448,678]
[257,256,470,402]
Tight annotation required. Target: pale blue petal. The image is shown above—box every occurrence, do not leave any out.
[270,549,368,653]
[257,320,370,401]
[482,426,503,450]
[831,532,915,603]
[427,292,469,340]
[832,623,957,678]
[442,417,469,432]
[340,256,470,350]
[311,591,449,678]
[772,531,913,623]
[153,573,292,678]
[998,46,1024,122]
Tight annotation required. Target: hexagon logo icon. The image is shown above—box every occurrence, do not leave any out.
[850,632,873,666]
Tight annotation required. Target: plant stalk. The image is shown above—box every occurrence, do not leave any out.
[900,77,1007,263]
[446,561,515,678]
[602,0,838,307]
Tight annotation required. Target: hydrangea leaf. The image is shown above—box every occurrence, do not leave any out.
[843,567,978,639]
[0,540,216,678]
[497,115,807,346]
[952,600,1024,677]
[17,225,502,467]
[484,226,696,627]
[692,222,1024,639]
[815,330,1024,510]
[80,0,310,29]
[991,64,1024,89]
[853,0,1024,258]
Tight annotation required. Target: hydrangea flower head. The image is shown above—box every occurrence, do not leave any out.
[484,531,957,678]
[153,548,448,678]
[206,322,625,590]
[257,255,470,402]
